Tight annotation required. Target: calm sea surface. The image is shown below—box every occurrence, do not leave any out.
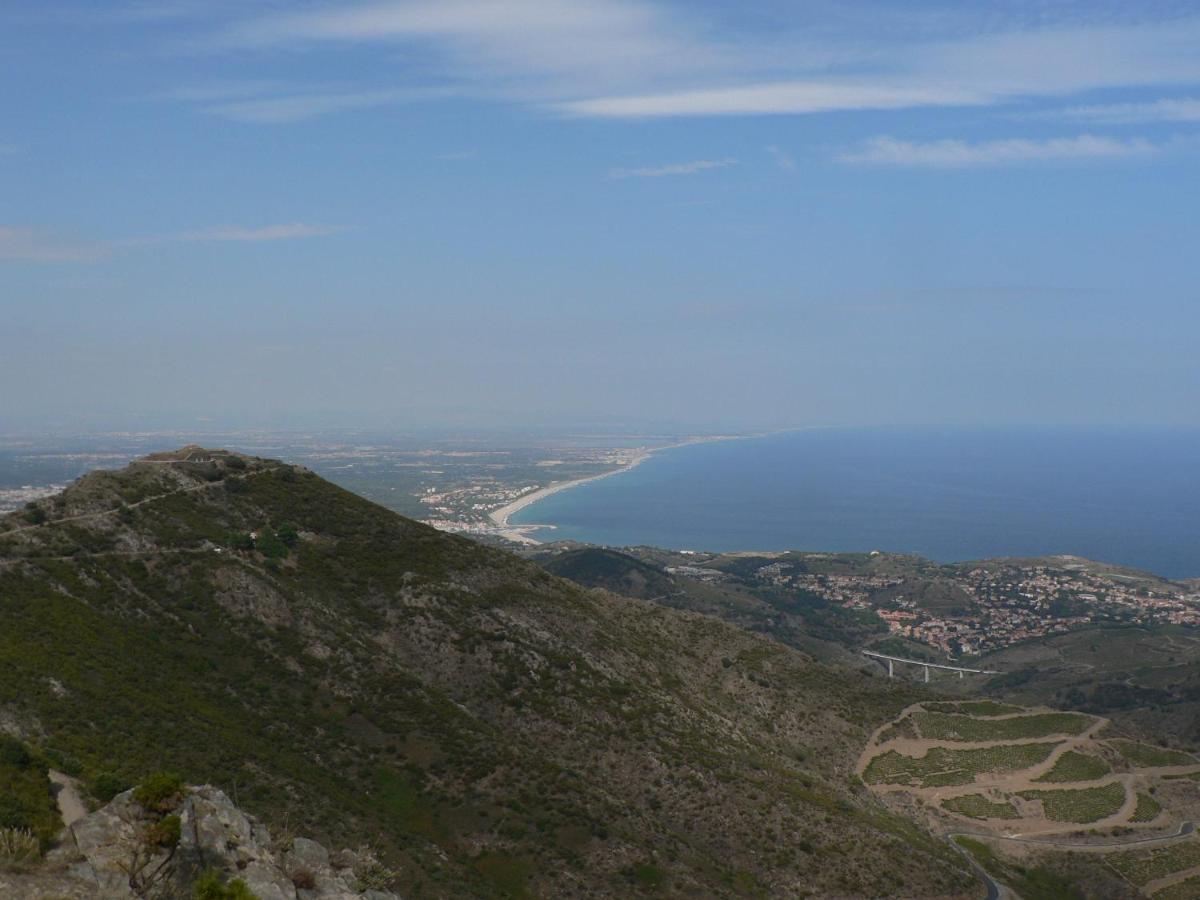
[511,428,1200,579]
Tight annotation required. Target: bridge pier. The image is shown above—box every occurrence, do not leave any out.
[860,650,1000,680]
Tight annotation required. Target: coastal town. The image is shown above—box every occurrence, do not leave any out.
[748,556,1200,657]
[416,445,653,543]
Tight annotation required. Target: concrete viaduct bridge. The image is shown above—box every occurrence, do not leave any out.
[862,650,1000,682]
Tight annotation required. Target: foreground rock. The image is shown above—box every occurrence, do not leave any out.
[2,785,399,899]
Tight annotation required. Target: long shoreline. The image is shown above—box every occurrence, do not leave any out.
[487,432,767,545]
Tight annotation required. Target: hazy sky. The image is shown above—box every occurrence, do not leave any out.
[3,1,1199,432]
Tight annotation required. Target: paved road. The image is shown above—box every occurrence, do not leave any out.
[947,820,1196,898]
[962,819,1195,851]
[945,834,1003,900]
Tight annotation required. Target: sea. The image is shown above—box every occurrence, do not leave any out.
[511,427,1200,580]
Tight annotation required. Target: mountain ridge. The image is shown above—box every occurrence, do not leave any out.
[0,448,976,897]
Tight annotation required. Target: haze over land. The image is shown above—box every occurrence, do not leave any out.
[4,6,1200,896]
[4,1,1200,431]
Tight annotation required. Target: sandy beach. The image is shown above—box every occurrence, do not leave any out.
[487,434,754,545]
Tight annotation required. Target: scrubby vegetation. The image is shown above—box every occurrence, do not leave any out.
[953,837,1084,900]
[941,794,1019,820]
[89,771,131,803]
[134,772,185,813]
[863,742,1060,787]
[1152,874,1200,899]
[0,736,60,850]
[0,452,976,898]
[1018,782,1126,823]
[1033,750,1110,783]
[193,869,260,900]
[0,827,41,872]
[914,710,1092,742]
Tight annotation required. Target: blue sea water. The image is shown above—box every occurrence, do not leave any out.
[512,428,1200,579]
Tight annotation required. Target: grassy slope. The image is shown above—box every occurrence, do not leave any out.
[0,453,973,899]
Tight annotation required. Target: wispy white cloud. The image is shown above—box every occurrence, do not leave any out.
[146,80,290,103]
[1,221,345,261]
[766,145,796,173]
[609,158,737,179]
[208,89,440,123]
[183,3,1200,123]
[1055,97,1200,125]
[162,223,348,243]
[839,134,1161,167]
[218,0,726,89]
[564,81,988,118]
[152,80,460,123]
[0,227,106,262]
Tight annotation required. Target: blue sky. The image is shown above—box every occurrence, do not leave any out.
[3,1,1199,431]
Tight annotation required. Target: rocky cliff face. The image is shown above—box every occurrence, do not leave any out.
[2,785,399,900]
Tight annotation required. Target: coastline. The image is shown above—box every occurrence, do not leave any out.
[487,432,766,545]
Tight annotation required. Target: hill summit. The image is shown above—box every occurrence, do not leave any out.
[0,449,976,897]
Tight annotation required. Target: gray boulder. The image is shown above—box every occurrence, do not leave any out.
[25,784,400,900]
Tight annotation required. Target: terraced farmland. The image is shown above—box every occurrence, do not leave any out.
[913,710,1093,742]
[862,701,1200,897]
[862,702,1191,845]
[1032,750,1110,783]
[925,700,1025,717]
[1018,782,1127,823]
[1107,740,1198,769]
[941,794,1020,820]
[1107,838,1200,886]
[1131,793,1163,823]
[863,742,1061,788]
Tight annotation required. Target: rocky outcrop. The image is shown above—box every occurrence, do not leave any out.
[5,785,399,899]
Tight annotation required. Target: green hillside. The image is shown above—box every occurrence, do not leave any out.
[0,448,974,898]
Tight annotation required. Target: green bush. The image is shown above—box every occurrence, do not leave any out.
[255,531,288,559]
[0,739,60,846]
[631,863,665,887]
[146,814,181,849]
[133,772,185,813]
[0,736,31,769]
[354,851,398,892]
[90,772,131,803]
[45,747,84,777]
[276,523,300,547]
[229,532,255,551]
[193,869,260,900]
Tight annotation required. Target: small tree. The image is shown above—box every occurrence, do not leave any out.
[275,522,299,547]
[256,532,288,559]
[229,533,255,552]
[133,772,184,813]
